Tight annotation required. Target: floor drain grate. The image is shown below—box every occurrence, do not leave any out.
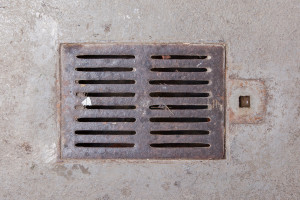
[60,43,225,159]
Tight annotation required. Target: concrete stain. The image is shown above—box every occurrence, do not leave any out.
[96,194,110,200]
[161,182,171,191]
[104,24,111,33]
[121,186,132,197]
[30,163,36,170]
[174,181,181,187]
[19,142,32,154]
[52,165,73,180]
[72,164,91,175]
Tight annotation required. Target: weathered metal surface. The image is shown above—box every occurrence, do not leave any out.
[228,79,266,124]
[60,43,225,159]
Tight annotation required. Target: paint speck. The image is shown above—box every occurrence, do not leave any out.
[82,97,92,106]
[133,9,141,19]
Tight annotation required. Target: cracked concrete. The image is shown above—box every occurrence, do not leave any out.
[0,0,299,199]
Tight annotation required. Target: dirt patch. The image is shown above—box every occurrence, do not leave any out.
[104,24,111,33]
[19,142,32,154]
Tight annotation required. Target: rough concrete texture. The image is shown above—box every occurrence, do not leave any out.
[0,0,299,199]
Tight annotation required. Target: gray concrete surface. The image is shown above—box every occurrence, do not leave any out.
[0,0,299,199]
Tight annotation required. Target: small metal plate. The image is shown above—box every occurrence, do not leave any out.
[60,43,225,159]
[228,79,266,124]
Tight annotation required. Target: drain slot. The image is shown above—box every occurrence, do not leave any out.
[149,105,208,110]
[150,92,209,97]
[150,130,209,135]
[75,143,135,148]
[151,55,207,59]
[75,130,136,135]
[151,68,207,72]
[150,118,210,122]
[76,80,135,84]
[77,92,135,97]
[149,80,209,85]
[76,105,136,110]
[150,143,210,148]
[77,118,136,122]
[76,67,134,72]
[76,55,135,59]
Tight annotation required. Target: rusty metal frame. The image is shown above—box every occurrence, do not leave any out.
[60,43,225,159]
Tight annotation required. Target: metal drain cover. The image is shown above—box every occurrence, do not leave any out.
[60,43,225,159]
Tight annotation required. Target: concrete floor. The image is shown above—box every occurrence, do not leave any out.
[0,0,299,199]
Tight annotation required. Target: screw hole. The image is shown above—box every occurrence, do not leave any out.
[239,96,250,108]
